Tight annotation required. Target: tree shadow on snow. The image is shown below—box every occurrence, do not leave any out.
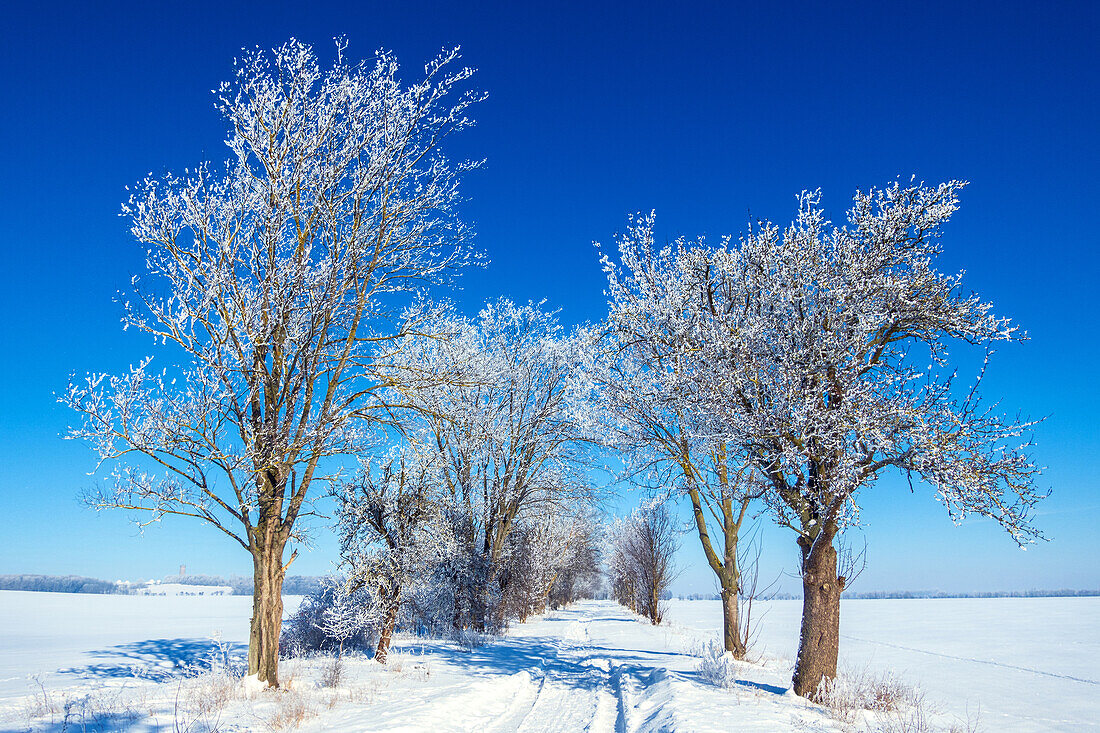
[4,711,146,733]
[400,634,609,691]
[676,667,788,696]
[60,638,247,682]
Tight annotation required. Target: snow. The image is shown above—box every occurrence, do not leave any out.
[665,597,1100,731]
[0,591,1097,731]
[0,591,301,701]
[134,583,233,596]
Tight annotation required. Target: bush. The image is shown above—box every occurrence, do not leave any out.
[280,581,375,658]
[818,670,924,724]
[693,638,743,689]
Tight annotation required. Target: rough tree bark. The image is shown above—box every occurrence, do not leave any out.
[248,532,289,687]
[375,587,402,663]
[791,524,844,699]
[719,585,745,658]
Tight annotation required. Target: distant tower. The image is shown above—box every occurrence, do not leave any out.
[179,564,185,577]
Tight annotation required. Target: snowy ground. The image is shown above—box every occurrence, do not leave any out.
[0,591,1096,731]
[0,591,301,703]
[665,597,1100,732]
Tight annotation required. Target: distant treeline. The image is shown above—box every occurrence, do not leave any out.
[0,574,121,594]
[0,573,326,596]
[676,589,1100,601]
[172,574,325,596]
[844,589,1100,599]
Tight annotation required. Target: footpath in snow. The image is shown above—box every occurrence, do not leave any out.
[0,597,845,732]
[333,599,835,733]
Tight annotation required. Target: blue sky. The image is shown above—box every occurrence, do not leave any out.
[1,0,1097,594]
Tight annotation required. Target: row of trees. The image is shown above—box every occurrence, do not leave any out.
[63,38,1045,699]
[593,183,1045,697]
[330,301,602,659]
[606,504,681,624]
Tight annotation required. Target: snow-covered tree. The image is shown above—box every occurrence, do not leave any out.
[62,39,482,687]
[607,504,680,624]
[607,180,1045,698]
[500,509,602,620]
[334,446,447,661]
[386,299,596,631]
[543,512,603,609]
[315,576,379,656]
[596,221,763,656]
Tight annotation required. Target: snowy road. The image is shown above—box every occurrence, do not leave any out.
[327,601,834,732]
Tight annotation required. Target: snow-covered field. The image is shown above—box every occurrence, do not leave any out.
[665,597,1100,732]
[0,590,1096,731]
[0,591,304,702]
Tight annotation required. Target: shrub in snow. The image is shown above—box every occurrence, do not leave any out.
[265,688,316,731]
[452,628,491,651]
[318,655,344,688]
[22,682,143,731]
[817,670,924,724]
[694,638,742,689]
[280,579,376,658]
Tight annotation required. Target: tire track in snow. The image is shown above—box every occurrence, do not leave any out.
[611,665,640,733]
[493,614,617,733]
[841,633,1100,686]
[492,671,547,732]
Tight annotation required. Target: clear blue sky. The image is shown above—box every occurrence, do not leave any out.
[1,0,1096,594]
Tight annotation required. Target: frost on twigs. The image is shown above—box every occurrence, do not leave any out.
[354,299,601,634]
[598,180,1046,549]
[694,638,746,690]
[598,180,1046,698]
[60,37,484,685]
[281,577,377,658]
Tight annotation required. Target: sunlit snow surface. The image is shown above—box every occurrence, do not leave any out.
[666,597,1100,731]
[0,591,1096,731]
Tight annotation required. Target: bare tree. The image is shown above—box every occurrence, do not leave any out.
[61,39,482,687]
[609,504,681,624]
[605,180,1046,698]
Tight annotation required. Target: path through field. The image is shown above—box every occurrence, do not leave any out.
[321,599,831,732]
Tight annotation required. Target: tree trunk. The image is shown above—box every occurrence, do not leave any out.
[472,583,488,632]
[248,541,287,687]
[791,531,842,699]
[720,586,747,658]
[685,481,750,659]
[375,588,401,663]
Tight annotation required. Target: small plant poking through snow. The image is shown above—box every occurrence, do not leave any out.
[22,685,143,732]
[693,638,743,690]
[452,628,491,651]
[172,635,246,732]
[813,668,974,732]
[265,689,316,732]
[817,670,922,721]
[386,651,433,682]
[319,655,344,689]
